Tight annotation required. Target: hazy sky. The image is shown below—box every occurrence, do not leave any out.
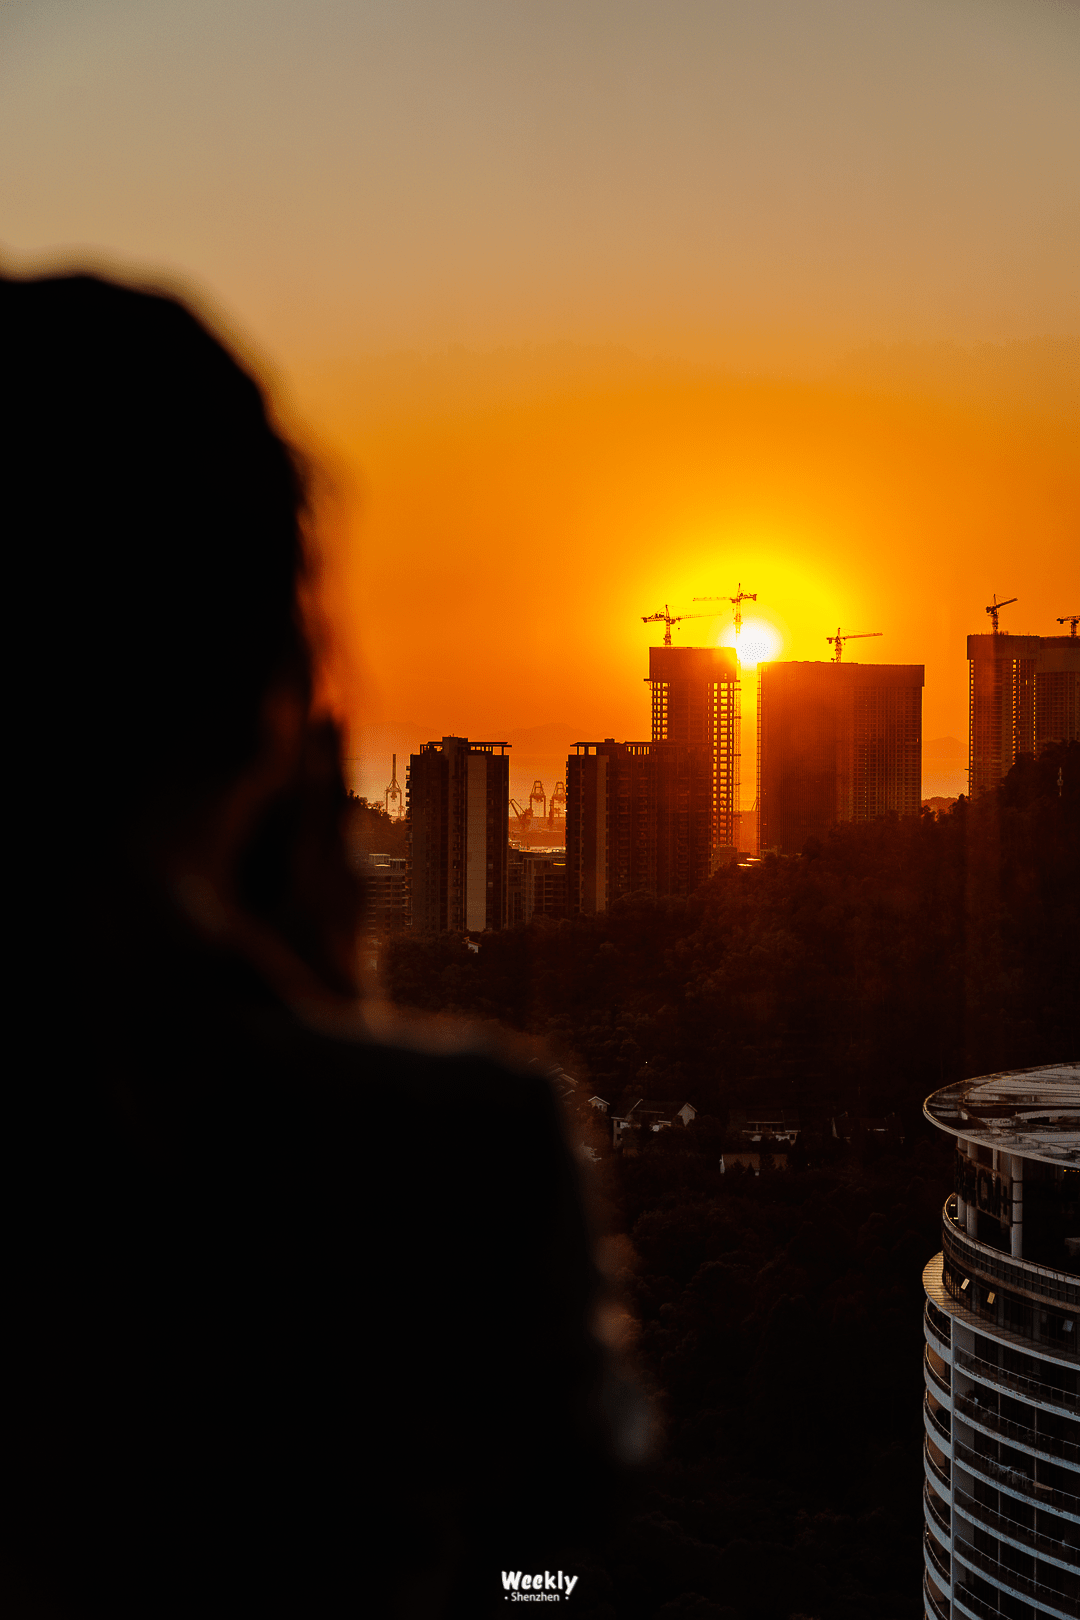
[3,0,1077,798]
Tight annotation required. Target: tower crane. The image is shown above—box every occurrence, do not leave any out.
[827,627,882,663]
[693,581,758,637]
[641,603,710,646]
[985,594,1017,633]
[1057,614,1079,638]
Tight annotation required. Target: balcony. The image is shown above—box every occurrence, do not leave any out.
[923,1569,949,1620]
[954,1538,1080,1620]
[925,1300,952,1361]
[925,1436,951,1495]
[954,1344,1080,1417]
[927,1296,953,1346]
[925,1346,952,1401]
[944,1197,1080,1314]
[953,1389,1080,1470]
[954,1581,1012,1620]
[954,1436,1080,1522]
[925,1480,951,1540]
[955,1485,1080,1571]
[925,1393,953,1452]
[924,1527,952,1591]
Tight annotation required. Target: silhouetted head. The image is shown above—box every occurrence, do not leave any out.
[5,273,308,796]
[3,271,359,992]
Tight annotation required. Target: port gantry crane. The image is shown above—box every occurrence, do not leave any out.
[826,627,882,663]
[985,593,1017,633]
[693,581,758,640]
[1057,614,1079,638]
[384,753,404,819]
[641,603,709,646]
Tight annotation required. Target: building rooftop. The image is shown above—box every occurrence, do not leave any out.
[924,1063,1080,1167]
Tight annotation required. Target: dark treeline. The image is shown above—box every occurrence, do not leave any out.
[383,742,1079,1620]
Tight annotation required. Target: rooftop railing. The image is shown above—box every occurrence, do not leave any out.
[955,1485,1080,1570]
[954,1436,1080,1521]
[955,1538,1080,1620]
[944,1197,1080,1312]
[955,1344,1080,1416]
[954,1390,1080,1470]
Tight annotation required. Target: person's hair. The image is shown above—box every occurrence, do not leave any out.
[4,271,362,993]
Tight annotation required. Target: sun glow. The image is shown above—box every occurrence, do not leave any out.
[719,616,784,669]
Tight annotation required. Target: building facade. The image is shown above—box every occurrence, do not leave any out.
[566,739,713,915]
[647,645,740,849]
[922,1063,1080,1620]
[968,634,1080,799]
[757,660,923,854]
[407,736,510,932]
[507,844,568,925]
[359,851,409,931]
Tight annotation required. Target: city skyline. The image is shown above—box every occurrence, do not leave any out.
[2,2,1076,791]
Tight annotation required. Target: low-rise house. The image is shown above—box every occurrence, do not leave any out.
[831,1111,904,1145]
[610,1097,697,1148]
[728,1105,800,1148]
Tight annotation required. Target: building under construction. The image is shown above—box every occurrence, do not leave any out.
[407,736,510,932]
[757,661,923,855]
[647,645,740,849]
[566,740,713,914]
[968,631,1080,797]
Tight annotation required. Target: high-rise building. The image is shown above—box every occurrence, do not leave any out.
[507,845,568,925]
[359,851,409,931]
[921,1062,1080,1620]
[566,740,713,915]
[647,646,740,849]
[968,633,1080,798]
[757,661,923,854]
[406,737,510,932]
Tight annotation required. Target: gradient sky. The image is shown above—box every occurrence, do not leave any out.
[3,0,1077,800]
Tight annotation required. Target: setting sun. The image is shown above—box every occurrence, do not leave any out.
[719,616,784,669]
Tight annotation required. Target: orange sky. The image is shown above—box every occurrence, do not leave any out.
[286,341,1077,801]
[2,0,1077,802]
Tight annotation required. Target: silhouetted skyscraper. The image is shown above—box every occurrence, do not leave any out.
[566,740,713,914]
[407,737,510,932]
[757,661,923,854]
[647,645,740,848]
[968,632,1080,798]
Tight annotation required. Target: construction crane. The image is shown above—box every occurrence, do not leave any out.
[1057,614,1079,637]
[693,581,758,636]
[384,754,404,819]
[827,627,882,663]
[529,779,546,819]
[985,594,1017,633]
[641,603,710,646]
[509,799,530,824]
[549,781,566,824]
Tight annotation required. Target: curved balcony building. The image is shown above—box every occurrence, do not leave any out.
[922,1063,1080,1620]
